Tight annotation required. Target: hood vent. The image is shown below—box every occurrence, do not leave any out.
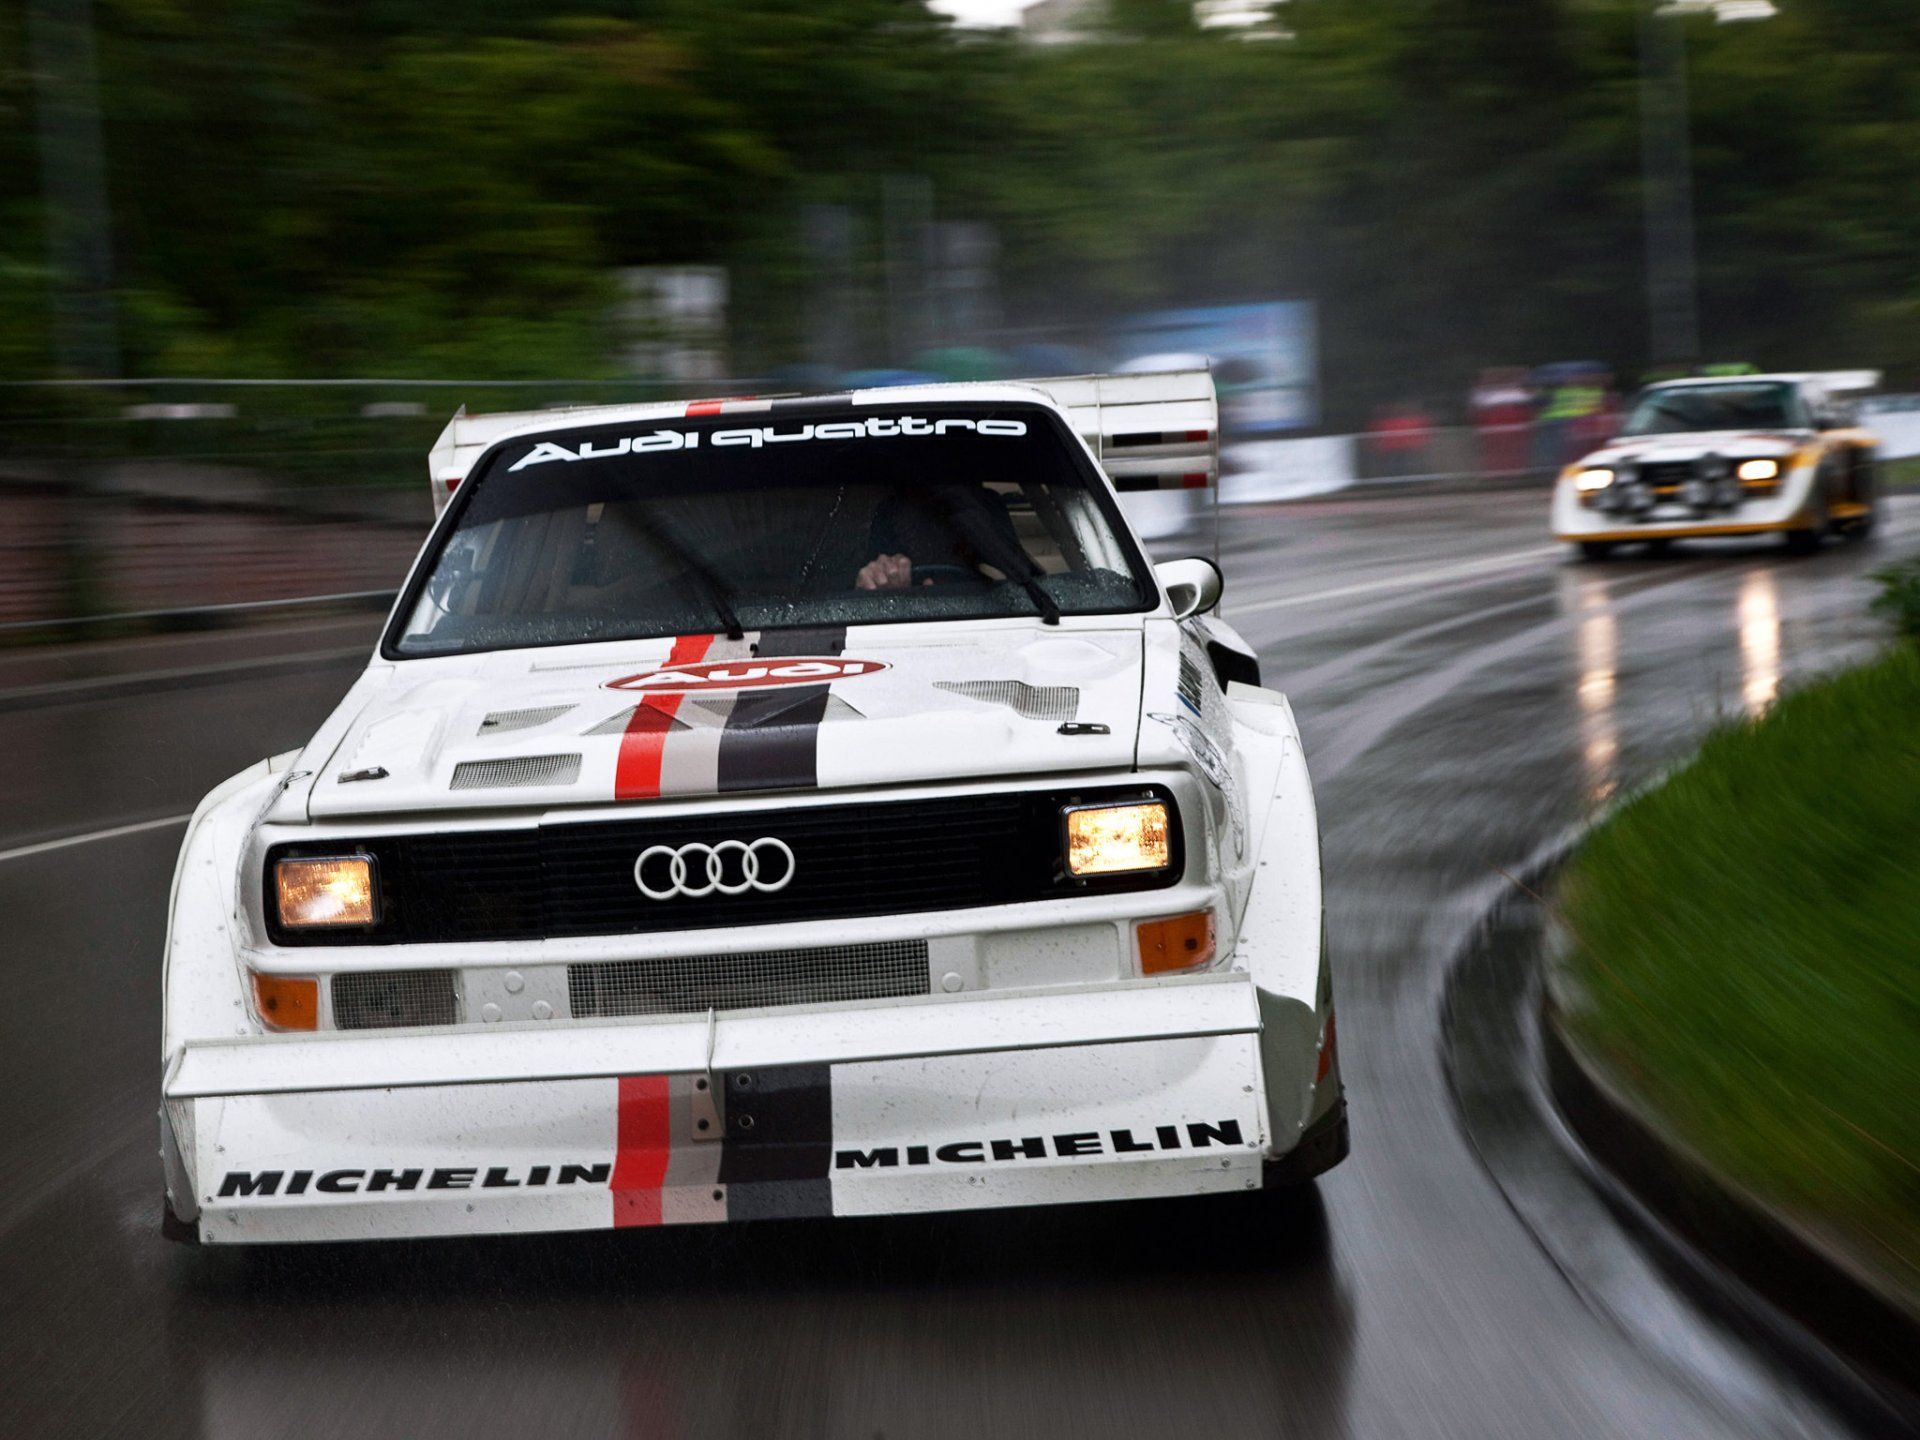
[479,704,575,735]
[450,754,582,790]
[935,680,1079,722]
[584,705,690,736]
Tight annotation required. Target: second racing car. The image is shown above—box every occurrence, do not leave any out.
[1552,372,1881,558]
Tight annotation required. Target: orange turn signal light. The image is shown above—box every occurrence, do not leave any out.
[1136,910,1216,976]
[251,973,319,1031]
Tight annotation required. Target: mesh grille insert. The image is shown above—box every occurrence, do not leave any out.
[569,940,930,1019]
[333,969,460,1029]
[934,680,1079,722]
[450,753,582,790]
[478,705,574,734]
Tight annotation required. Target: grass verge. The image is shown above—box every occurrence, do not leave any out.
[1557,648,1920,1306]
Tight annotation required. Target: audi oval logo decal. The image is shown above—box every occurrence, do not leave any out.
[634,838,796,900]
[605,658,889,694]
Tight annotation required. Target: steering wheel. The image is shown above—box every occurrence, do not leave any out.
[910,563,986,586]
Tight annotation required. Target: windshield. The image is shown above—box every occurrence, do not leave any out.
[388,401,1154,657]
[1620,382,1807,437]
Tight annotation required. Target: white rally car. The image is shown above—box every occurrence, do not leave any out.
[1552,372,1882,559]
[159,370,1345,1245]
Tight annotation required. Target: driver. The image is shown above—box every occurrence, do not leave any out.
[854,484,1027,590]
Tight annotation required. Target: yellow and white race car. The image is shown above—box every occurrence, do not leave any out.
[1552,373,1881,559]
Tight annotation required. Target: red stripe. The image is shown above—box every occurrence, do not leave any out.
[614,633,715,799]
[684,400,726,416]
[612,1075,672,1228]
[1181,472,1209,489]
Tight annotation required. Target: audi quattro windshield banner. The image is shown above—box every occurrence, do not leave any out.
[506,417,1029,472]
[191,1036,1264,1241]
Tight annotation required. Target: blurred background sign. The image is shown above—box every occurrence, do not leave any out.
[1113,302,1318,436]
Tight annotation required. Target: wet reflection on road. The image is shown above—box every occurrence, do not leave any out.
[1739,567,1782,716]
[1568,572,1621,806]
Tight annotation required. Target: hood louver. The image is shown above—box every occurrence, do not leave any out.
[935,680,1079,722]
[449,754,583,790]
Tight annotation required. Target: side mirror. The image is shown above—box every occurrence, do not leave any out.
[1154,557,1224,620]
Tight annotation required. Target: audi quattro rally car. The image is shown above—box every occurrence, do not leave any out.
[1552,372,1882,558]
[159,369,1346,1245]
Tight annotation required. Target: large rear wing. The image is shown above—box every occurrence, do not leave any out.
[424,369,1219,516]
[1817,370,1881,397]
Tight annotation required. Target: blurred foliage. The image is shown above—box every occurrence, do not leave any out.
[4,0,1920,422]
[1560,647,1920,1303]
[1870,554,1920,642]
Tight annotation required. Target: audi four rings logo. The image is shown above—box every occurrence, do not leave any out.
[634,838,796,900]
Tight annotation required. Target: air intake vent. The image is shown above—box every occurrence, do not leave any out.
[935,680,1079,722]
[584,705,689,737]
[333,969,460,1029]
[570,940,930,1019]
[450,753,582,790]
[479,705,574,734]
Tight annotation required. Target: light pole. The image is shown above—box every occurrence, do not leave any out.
[1639,0,1777,373]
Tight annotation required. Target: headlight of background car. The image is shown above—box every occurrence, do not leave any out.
[1573,468,1615,493]
[1064,802,1171,877]
[1737,458,1782,482]
[276,856,378,927]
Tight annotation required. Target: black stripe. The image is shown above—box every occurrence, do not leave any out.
[770,394,853,411]
[716,1062,833,1219]
[715,626,846,794]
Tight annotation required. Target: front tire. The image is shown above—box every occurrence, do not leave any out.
[1787,475,1832,555]
[1263,1101,1350,1187]
[1784,521,1827,556]
[1577,540,1615,562]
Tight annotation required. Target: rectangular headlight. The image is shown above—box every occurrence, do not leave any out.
[1574,468,1615,493]
[276,856,377,928]
[1737,458,1781,482]
[1064,801,1171,877]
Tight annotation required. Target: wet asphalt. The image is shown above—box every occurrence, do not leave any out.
[0,487,1912,1440]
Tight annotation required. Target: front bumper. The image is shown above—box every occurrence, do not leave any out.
[1550,470,1814,542]
[163,974,1274,1244]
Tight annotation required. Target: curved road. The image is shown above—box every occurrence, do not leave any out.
[1,489,1911,1439]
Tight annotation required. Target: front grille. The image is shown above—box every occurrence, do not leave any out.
[1638,460,1696,491]
[569,940,930,1018]
[333,969,461,1029]
[265,785,1180,947]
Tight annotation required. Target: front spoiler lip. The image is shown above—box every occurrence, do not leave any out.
[1554,518,1810,542]
[165,976,1275,1243]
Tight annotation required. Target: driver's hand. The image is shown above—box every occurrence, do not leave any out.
[856,553,917,590]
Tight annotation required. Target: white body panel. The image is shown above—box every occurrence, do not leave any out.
[159,373,1342,1245]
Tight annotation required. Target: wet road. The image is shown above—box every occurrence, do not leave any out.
[2,489,1912,1439]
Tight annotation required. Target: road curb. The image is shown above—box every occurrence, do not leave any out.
[1541,993,1920,1419]
[1444,851,1920,1434]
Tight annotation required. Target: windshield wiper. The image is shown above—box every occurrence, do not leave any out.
[1021,575,1061,625]
[625,509,746,640]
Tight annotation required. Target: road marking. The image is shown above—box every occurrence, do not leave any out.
[1230,545,1564,617]
[0,813,192,866]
